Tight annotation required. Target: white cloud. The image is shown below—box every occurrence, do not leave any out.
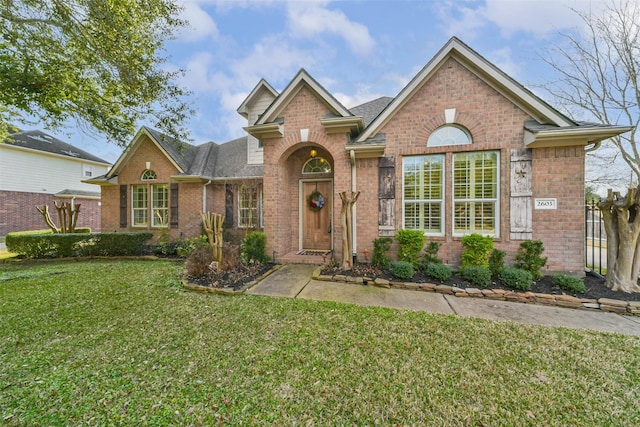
[286,2,376,56]
[176,0,219,42]
[483,0,585,38]
[488,46,521,79]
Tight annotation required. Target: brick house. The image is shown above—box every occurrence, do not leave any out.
[87,38,630,274]
[0,129,111,235]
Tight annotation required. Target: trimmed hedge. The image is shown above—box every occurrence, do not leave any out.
[5,232,153,258]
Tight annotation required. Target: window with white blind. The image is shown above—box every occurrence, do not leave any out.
[132,183,169,228]
[403,155,444,235]
[453,151,499,236]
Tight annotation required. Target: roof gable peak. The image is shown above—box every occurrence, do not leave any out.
[256,68,352,125]
[356,37,575,143]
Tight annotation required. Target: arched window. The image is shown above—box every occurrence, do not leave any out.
[141,169,157,180]
[302,157,332,174]
[427,125,472,147]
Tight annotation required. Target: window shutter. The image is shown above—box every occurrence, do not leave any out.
[170,183,179,228]
[378,156,396,236]
[225,184,234,226]
[119,185,127,228]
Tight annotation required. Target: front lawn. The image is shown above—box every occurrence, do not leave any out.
[1,260,639,425]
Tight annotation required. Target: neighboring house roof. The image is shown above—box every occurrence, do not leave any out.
[56,189,101,198]
[5,129,110,165]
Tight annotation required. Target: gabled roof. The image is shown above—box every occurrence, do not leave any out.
[105,126,198,179]
[3,129,110,165]
[354,37,577,144]
[236,79,279,119]
[255,69,353,125]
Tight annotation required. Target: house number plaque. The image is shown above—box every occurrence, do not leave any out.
[534,198,557,210]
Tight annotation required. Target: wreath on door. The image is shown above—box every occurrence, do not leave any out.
[307,189,325,212]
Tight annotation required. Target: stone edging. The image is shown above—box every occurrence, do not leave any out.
[312,269,640,317]
[182,264,282,295]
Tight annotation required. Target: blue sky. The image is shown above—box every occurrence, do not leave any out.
[59,0,601,164]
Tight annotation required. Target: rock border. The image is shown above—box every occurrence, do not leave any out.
[182,264,282,295]
[313,269,640,317]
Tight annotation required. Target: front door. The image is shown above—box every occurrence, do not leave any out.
[302,180,332,250]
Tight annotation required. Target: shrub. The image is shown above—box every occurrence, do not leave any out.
[422,241,442,264]
[396,229,425,265]
[515,240,547,280]
[391,261,414,280]
[554,275,586,294]
[461,265,492,288]
[175,236,209,257]
[488,249,506,278]
[6,232,153,258]
[460,234,494,267]
[501,268,533,291]
[425,263,452,282]
[372,237,393,269]
[241,231,269,263]
[184,246,214,277]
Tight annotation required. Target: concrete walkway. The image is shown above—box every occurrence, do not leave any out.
[247,264,640,337]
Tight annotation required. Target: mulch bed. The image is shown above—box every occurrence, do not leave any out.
[321,263,640,302]
[186,262,274,291]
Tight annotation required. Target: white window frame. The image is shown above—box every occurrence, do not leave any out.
[402,155,445,236]
[238,185,261,228]
[132,183,169,228]
[132,184,148,227]
[427,125,472,147]
[452,151,500,237]
[151,184,169,228]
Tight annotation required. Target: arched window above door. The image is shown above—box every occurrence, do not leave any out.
[302,157,331,174]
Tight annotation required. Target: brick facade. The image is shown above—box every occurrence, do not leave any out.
[96,39,610,275]
[0,190,102,235]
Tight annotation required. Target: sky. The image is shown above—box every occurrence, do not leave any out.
[50,0,610,167]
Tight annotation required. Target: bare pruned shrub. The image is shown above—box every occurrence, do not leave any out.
[184,246,214,277]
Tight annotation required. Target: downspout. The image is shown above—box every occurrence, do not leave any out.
[350,150,357,259]
[202,180,212,212]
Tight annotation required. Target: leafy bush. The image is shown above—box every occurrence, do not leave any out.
[501,268,533,291]
[241,231,269,263]
[554,275,586,294]
[461,265,492,288]
[6,232,153,258]
[422,241,442,264]
[488,249,506,278]
[372,237,393,269]
[460,234,494,267]
[425,263,452,282]
[515,240,547,280]
[391,261,414,280]
[396,229,425,265]
[185,246,214,277]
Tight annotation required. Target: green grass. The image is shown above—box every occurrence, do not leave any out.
[1,260,639,426]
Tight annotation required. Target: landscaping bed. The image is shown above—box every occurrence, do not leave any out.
[185,262,274,291]
[321,263,640,303]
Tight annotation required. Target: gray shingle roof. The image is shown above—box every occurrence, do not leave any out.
[6,129,110,164]
[213,136,263,179]
[350,96,394,127]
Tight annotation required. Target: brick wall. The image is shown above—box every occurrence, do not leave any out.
[0,190,101,235]
[263,86,352,260]
[351,57,585,273]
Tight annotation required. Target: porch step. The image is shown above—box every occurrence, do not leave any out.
[278,251,334,265]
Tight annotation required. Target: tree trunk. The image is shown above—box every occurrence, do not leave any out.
[598,188,640,293]
[339,191,360,270]
[201,212,224,271]
[36,205,59,233]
